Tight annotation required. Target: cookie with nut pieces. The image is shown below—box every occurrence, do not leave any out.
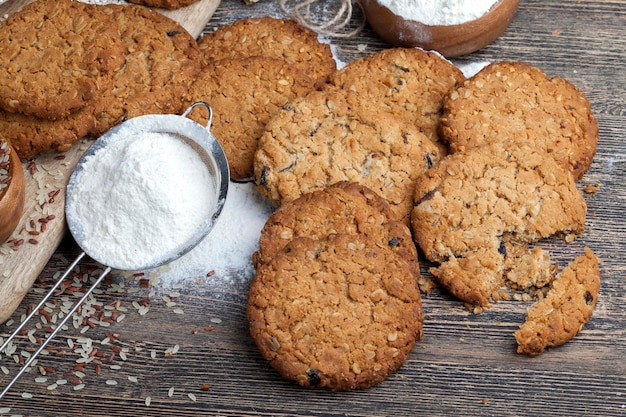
[184,56,316,180]
[198,17,336,88]
[0,0,125,120]
[254,181,433,292]
[89,4,201,136]
[410,142,587,309]
[248,233,423,391]
[439,61,598,179]
[515,247,600,356]
[325,47,465,154]
[254,89,442,222]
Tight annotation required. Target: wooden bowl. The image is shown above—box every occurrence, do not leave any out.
[362,0,519,57]
[0,139,25,244]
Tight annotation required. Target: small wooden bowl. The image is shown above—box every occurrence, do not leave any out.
[0,139,25,244]
[362,0,519,58]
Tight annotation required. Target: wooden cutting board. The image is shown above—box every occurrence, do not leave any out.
[0,0,221,323]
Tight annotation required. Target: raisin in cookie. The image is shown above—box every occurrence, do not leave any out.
[325,47,465,153]
[411,142,587,308]
[254,89,442,222]
[89,4,201,136]
[515,247,600,356]
[0,0,125,120]
[184,56,315,180]
[439,61,598,179]
[248,233,423,391]
[198,17,336,87]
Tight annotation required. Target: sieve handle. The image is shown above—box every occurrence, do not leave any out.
[181,101,214,130]
[0,252,112,399]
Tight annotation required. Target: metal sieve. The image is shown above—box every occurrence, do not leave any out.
[0,102,230,398]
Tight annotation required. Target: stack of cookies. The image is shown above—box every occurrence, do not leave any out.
[248,182,423,391]
[409,61,601,356]
[0,0,201,159]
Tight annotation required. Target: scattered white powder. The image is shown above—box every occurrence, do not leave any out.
[376,0,500,26]
[67,131,217,271]
[156,182,275,285]
[454,60,491,78]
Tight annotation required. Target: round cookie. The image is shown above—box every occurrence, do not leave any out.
[515,247,600,356]
[198,17,336,87]
[0,0,125,120]
[248,233,423,391]
[126,0,200,9]
[325,47,465,153]
[0,107,94,159]
[89,4,201,136]
[439,61,598,179]
[253,181,430,291]
[184,56,315,180]
[254,89,442,221]
[410,142,587,308]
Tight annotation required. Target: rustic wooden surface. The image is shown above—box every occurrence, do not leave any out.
[0,0,220,324]
[1,0,626,416]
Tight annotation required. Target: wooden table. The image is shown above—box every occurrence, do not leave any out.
[1,0,625,416]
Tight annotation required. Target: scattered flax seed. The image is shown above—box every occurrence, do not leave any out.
[201,383,210,391]
[482,397,490,405]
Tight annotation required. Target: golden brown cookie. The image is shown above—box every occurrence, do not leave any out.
[411,142,587,309]
[89,4,201,136]
[184,56,315,180]
[439,61,598,179]
[325,47,465,153]
[253,181,432,292]
[0,0,125,120]
[254,89,442,222]
[248,233,423,391]
[0,106,94,159]
[126,0,200,9]
[515,247,600,356]
[198,17,336,87]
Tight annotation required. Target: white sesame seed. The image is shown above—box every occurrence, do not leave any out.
[188,393,197,402]
[105,380,117,385]
[73,384,85,391]
[21,392,33,399]
[128,376,138,383]
[145,396,151,406]
[168,387,175,397]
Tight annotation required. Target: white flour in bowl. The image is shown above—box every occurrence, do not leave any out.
[375,0,499,26]
[67,131,217,270]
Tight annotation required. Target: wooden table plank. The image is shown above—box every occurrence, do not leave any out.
[0,0,625,416]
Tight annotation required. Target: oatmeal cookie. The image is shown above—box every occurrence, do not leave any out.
[515,248,600,356]
[0,0,125,120]
[0,107,94,159]
[248,233,423,391]
[253,181,431,292]
[254,89,442,221]
[325,47,465,153]
[184,56,315,180]
[439,61,598,179]
[411,142,587,308]
[89,4,201,136]
[198,17,336,87]
[126,0,200,9]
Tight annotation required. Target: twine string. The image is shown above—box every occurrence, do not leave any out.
[279,0,366,38]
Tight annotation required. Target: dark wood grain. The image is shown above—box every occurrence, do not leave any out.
[1,0,625,416]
